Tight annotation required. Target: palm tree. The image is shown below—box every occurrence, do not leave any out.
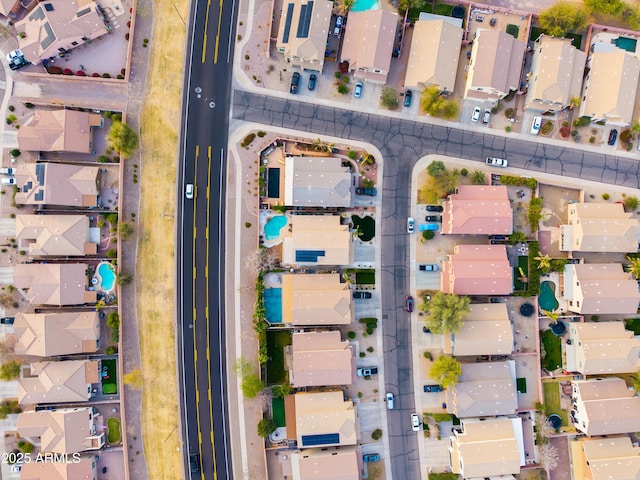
[115,271,133,287]
[534,254,552,271]
[626,256,640,279]
[338,0,354,13]
[569,97,581,109]
[352,225,363,240]
[541,309,560,323]
[470,170,486,185]
[631,120,640,137]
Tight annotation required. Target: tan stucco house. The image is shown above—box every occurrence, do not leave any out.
[290,447,361,480]
[284,157,352,207]
[18,455,98,479]
[16,215,98,257]
[570,435,640,480]
[14,263,97,306]
[289,331,354,388]
[282,215,353,266]
[18,109,102,153]
[18,360,100,405]
[444,303,513,356]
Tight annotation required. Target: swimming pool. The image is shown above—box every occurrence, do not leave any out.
[351,0,380,11]
[96,262,116,293]
[264,288,283,323]
[614,36,637,53]
[539,281,559,312]
[264,215,288,241]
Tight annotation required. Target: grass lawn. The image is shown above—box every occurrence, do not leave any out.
[352,215,375,242]
[272,397,286,427]
[506,24,519,38]
[542,382,568,426]
[408,1,452,23]
[625,318,640,335]
[355,269,375,285]
[541,330,562,371]
[266,330,291,385]
[514,255,530,291]
[516,377,527,394]
[107,417,122,444]
[101,359,117,394]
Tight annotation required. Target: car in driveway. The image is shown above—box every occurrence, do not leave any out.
[1,177,16,186]
[423,384,444,392]
[356,187,377,196]
[608,129,618,145]
[357,367,378,376]
[530,116,542,135]
[386,392,394,409]
[404,90,412,107]
[418,223,438,231]
[354,81,363,98]
[411,413,421,432]
[419,264,438,271]
[425,215,441,222]
[471,107,481,122]
[426,205,443,212]
[486,157,508,168]
[482,108,491,124]
[407,217,415,234]
[363,453,381,463]
[353,291,372,299]
[7,49,28,70]
[308,73,317,91]
[336,15,343,28]
[0,168,16,175]
[290,72,300,94]
[405,295,414,312]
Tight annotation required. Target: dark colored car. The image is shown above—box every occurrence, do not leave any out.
[423,385,444,393]
[356,187,377,196]
[353,291,372,299]
[404,90,412,107]
[425,205,443,212]
[405,295,414,312]
[425,215,442,222]
[190,454,201,474]
[423,326,431,333]
[608,129,618,145]
[290,72,300,94]
[308,73,317,91]
[363,453,381,462]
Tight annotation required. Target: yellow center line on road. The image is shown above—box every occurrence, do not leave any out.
[202,0,212,63]
[205,146,218,480]
[214,0,223,64]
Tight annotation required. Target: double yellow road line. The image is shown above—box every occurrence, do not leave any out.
[202,0,225,64]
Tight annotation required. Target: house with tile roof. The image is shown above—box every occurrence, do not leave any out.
[18,360,100,405]
[14,263,97,306]
[563,263,640,315]
[15,0,109,64]
[276,0,333,71]
[18,109,102,154]
[570,435,640,480]
[442,185,513,235]
[465,29,526,101]
[446,361,518,418]
[564,321,640,375]
[442,245,512,295]
[443,303,513,356]
[571,377,640,436]
[560,203,638,253]
[16,215,98,257]
[524,35,586,112]
[289,331,354,388]
[282,215,353,266]
[17,408,105,454]
[18,455,98,479]
[14,163,101,208]
[340,10,397,84]
[284,157,352,207]
[404,15,462,92]
[14,311,100,357]
[280,273,353,326]
[290,447,361,480]
[449,417,524,478]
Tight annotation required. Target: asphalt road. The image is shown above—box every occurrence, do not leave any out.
[232,88,640,478]
[177,0,237,477]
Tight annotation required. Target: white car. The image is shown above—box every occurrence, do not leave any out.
[482,108,491,124]
[471,107,481,122]
[0,168,15,175]
[486,157,508,168]
[411,413,421,432]
[1,177,16,186]
[185,183,194,199]
[530,116,542,135]
[407,217,415,234]
[386,392,394,410]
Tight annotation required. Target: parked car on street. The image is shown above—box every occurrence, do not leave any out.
[404,90,412,107]
[354,81,363,98]
[608,129,618,145]
[423,385,444,392]
[471,107,481,122]
[356,187,377,196]
[405,295,414,312]
[482,108,491,124]
[425,215,441,222]
[486,157,508,168]
[530,116,542,135]
[386,392,394,409]
[419,264,438,271]
[411,413,421,431]
[357,367,378,376]
[425,205,443,212]
[353,291,372,299]
[290,72,300,94]
[407,217,415,233]
[308,73,317,91]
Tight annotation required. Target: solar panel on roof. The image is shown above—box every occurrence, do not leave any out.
[296,1,313,38]
[282,3,295,44]
[35,164,45,185]
[34,190,44,202]
[26,181,32,190]
[43,3,53,11]
[301,433,340,447]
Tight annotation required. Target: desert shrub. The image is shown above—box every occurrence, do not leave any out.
[602,193,610,200]
[460,168,468,176]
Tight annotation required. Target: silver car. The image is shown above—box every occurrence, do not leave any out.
[485,157,508,168]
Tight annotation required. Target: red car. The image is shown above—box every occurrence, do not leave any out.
[405,295,414,312]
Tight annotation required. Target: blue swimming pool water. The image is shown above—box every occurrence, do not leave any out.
[264,215,287,241]
[539,281,559,312]
[264,288,282,323]
[98,262,116,292]
[351,0,380,11]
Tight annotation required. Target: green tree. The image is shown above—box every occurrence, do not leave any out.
[508,231,527,244]
[633,371,640,392]
[420,86,459,120]
[18,441,34,454]
[429,355,462,389]
[108,121,139,158]
[470,170,486,185]
[115,271,133,287]
[234,359,264,398]
[0,361,21,381]
[271,383,293,398]
[584,0,623,15]
[380,87,399,110]
[422,292,470,334]
[626,256,640,279]
[538,1,587,37]
[371,428,383,440]
[623,195,639,212]
[257,417,277,437]
[107,312,120,330]
[427,160,446,178]
[119,222,134,240]
[534,254,552,273]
